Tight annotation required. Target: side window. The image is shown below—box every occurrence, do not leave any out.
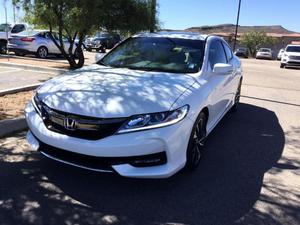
[37,32,45,38]
[208,40,227,70]
[222,42,233,62]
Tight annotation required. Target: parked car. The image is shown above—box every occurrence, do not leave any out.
[85,33,121,52]
[256,48,273,60]
[8,30,79,58]
[280,44,300,68]
[0,23,29,54]
[277,48,285,60]
[234,47,249,58]
[25,32,242,178]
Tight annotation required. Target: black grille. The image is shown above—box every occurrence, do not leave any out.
[38,140,167,171]
[289,55,300,60]
[39,104,127,140]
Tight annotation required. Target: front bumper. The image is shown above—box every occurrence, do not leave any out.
[256,54,272,59]
[85,43,103,49]
[282,58,300,67]
[25,102,193,178]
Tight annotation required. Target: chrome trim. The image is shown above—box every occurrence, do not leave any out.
[43,104,125,131]
[40,151,114,173]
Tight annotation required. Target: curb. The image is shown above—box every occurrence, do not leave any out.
[0,117,27,138]
[0,61,68,73]
[0,83,41,96]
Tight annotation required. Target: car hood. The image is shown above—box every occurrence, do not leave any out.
[37,64,196,118]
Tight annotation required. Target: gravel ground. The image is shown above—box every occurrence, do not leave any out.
[0,91,33,120]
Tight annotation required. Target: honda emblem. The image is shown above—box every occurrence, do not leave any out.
[64,117,76,130]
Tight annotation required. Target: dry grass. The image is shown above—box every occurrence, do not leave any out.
[0,91,34,120]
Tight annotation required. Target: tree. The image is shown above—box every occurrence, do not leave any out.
[21,0,156,69]
[240,31,278,57]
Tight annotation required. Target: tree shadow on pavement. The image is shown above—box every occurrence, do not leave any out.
[0,103,291,225]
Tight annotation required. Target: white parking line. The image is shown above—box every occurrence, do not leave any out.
[24,69,56,75]
[0,66,56,75]
[0,69,22,74]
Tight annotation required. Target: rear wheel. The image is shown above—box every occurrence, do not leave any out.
[0,41,7,54]
[185,112,207,170]
[36,46,48,58]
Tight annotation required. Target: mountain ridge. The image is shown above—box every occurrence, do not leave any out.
[184,24,300,34]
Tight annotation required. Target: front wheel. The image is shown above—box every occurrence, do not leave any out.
[280,63,285,69]
[231,79,242,112]
[185,112,207,170]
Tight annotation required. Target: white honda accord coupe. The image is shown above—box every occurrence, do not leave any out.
[25,32,242,178]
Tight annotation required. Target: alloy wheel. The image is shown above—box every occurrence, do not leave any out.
[38,47,48,58]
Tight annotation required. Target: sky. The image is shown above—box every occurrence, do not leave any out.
[1,0,300,32]
[159,0,300,32]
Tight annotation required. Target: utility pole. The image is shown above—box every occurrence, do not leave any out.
[4,0,9,60]
[150,0,156,33]
[13,4,16,23]
[233,0,242,52]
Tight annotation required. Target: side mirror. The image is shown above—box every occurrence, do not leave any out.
[213,63,233,75]
[95,53,106,62]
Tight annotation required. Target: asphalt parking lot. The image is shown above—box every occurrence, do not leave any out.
[0,66,58,90]
[0,59,300,225]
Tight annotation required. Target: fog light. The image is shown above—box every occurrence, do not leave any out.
[130,152,167,167]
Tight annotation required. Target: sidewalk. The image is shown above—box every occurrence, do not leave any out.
[0,66,59,91]
[0,51,96,70]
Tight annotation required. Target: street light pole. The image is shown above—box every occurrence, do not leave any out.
[233,0,242,52]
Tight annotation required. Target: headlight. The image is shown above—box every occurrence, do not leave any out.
[283,54,288,58]
[117,105,189,134]
[32,93,42,116]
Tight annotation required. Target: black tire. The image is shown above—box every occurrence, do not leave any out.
[185,111,207,170]
[280,63,285,69]
[0,42,7,54]
[36,46,48,58]
[231,79,242,112]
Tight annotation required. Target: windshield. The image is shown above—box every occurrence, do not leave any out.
[259,48,271,52]
[286,46,300,53]
[11,24,26,33]
[0,23,12,32]
[100,37,205,73]
[95,33,110,38]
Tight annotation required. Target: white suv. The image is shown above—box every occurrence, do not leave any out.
[25,32,242,178]
[281,44,300,68]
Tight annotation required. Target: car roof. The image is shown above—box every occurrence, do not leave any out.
[134,31,208,41]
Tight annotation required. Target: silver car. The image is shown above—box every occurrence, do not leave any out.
[8,30,77,58]
[256,48,273,60]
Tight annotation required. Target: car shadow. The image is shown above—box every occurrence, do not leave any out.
[0,103,286,225]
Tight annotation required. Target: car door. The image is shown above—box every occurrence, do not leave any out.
[221,41,238,105]
[44,32,60,54]
[206,39,233,125]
